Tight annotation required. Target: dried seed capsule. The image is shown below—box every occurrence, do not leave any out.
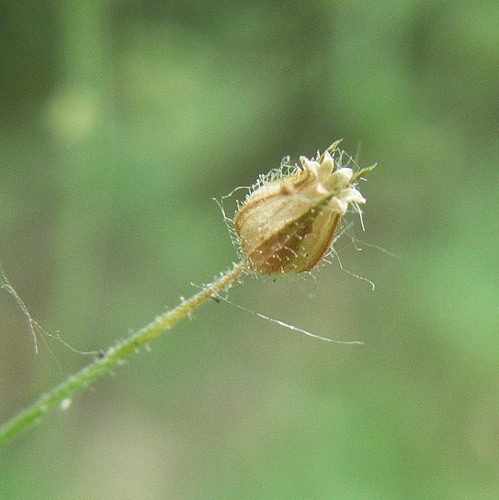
[234,141,372,275]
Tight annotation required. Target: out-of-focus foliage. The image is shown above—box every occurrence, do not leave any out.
[1,2,497,498]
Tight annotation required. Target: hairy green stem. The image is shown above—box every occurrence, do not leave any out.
[0,262,245,447]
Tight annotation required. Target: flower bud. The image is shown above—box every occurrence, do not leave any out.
[233,141,373,275]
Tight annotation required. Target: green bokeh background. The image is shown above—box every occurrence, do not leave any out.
[1,2,497,498]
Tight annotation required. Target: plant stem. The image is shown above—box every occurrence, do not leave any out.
[0,261,245,447]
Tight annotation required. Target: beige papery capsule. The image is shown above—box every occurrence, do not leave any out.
[234,141,373,275]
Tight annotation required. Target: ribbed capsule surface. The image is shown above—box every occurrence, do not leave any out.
[234,142,369,275]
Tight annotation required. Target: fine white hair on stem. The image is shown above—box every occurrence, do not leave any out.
[329,247,376,291]
[190,279,364,345]
[214,294,364,345]
[0,261,100,357]
[1,263,39,354]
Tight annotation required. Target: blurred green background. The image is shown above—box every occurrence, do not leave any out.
[1,1,497,498]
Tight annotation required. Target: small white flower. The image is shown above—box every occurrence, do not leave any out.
[234,142,374,275]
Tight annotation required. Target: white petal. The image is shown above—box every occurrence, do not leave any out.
[327,168,352,191]
[338,187,366,204]
[300,156,320,176]
[319,151,334,175]
[334,168,353,182]
[316,183,328,195]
